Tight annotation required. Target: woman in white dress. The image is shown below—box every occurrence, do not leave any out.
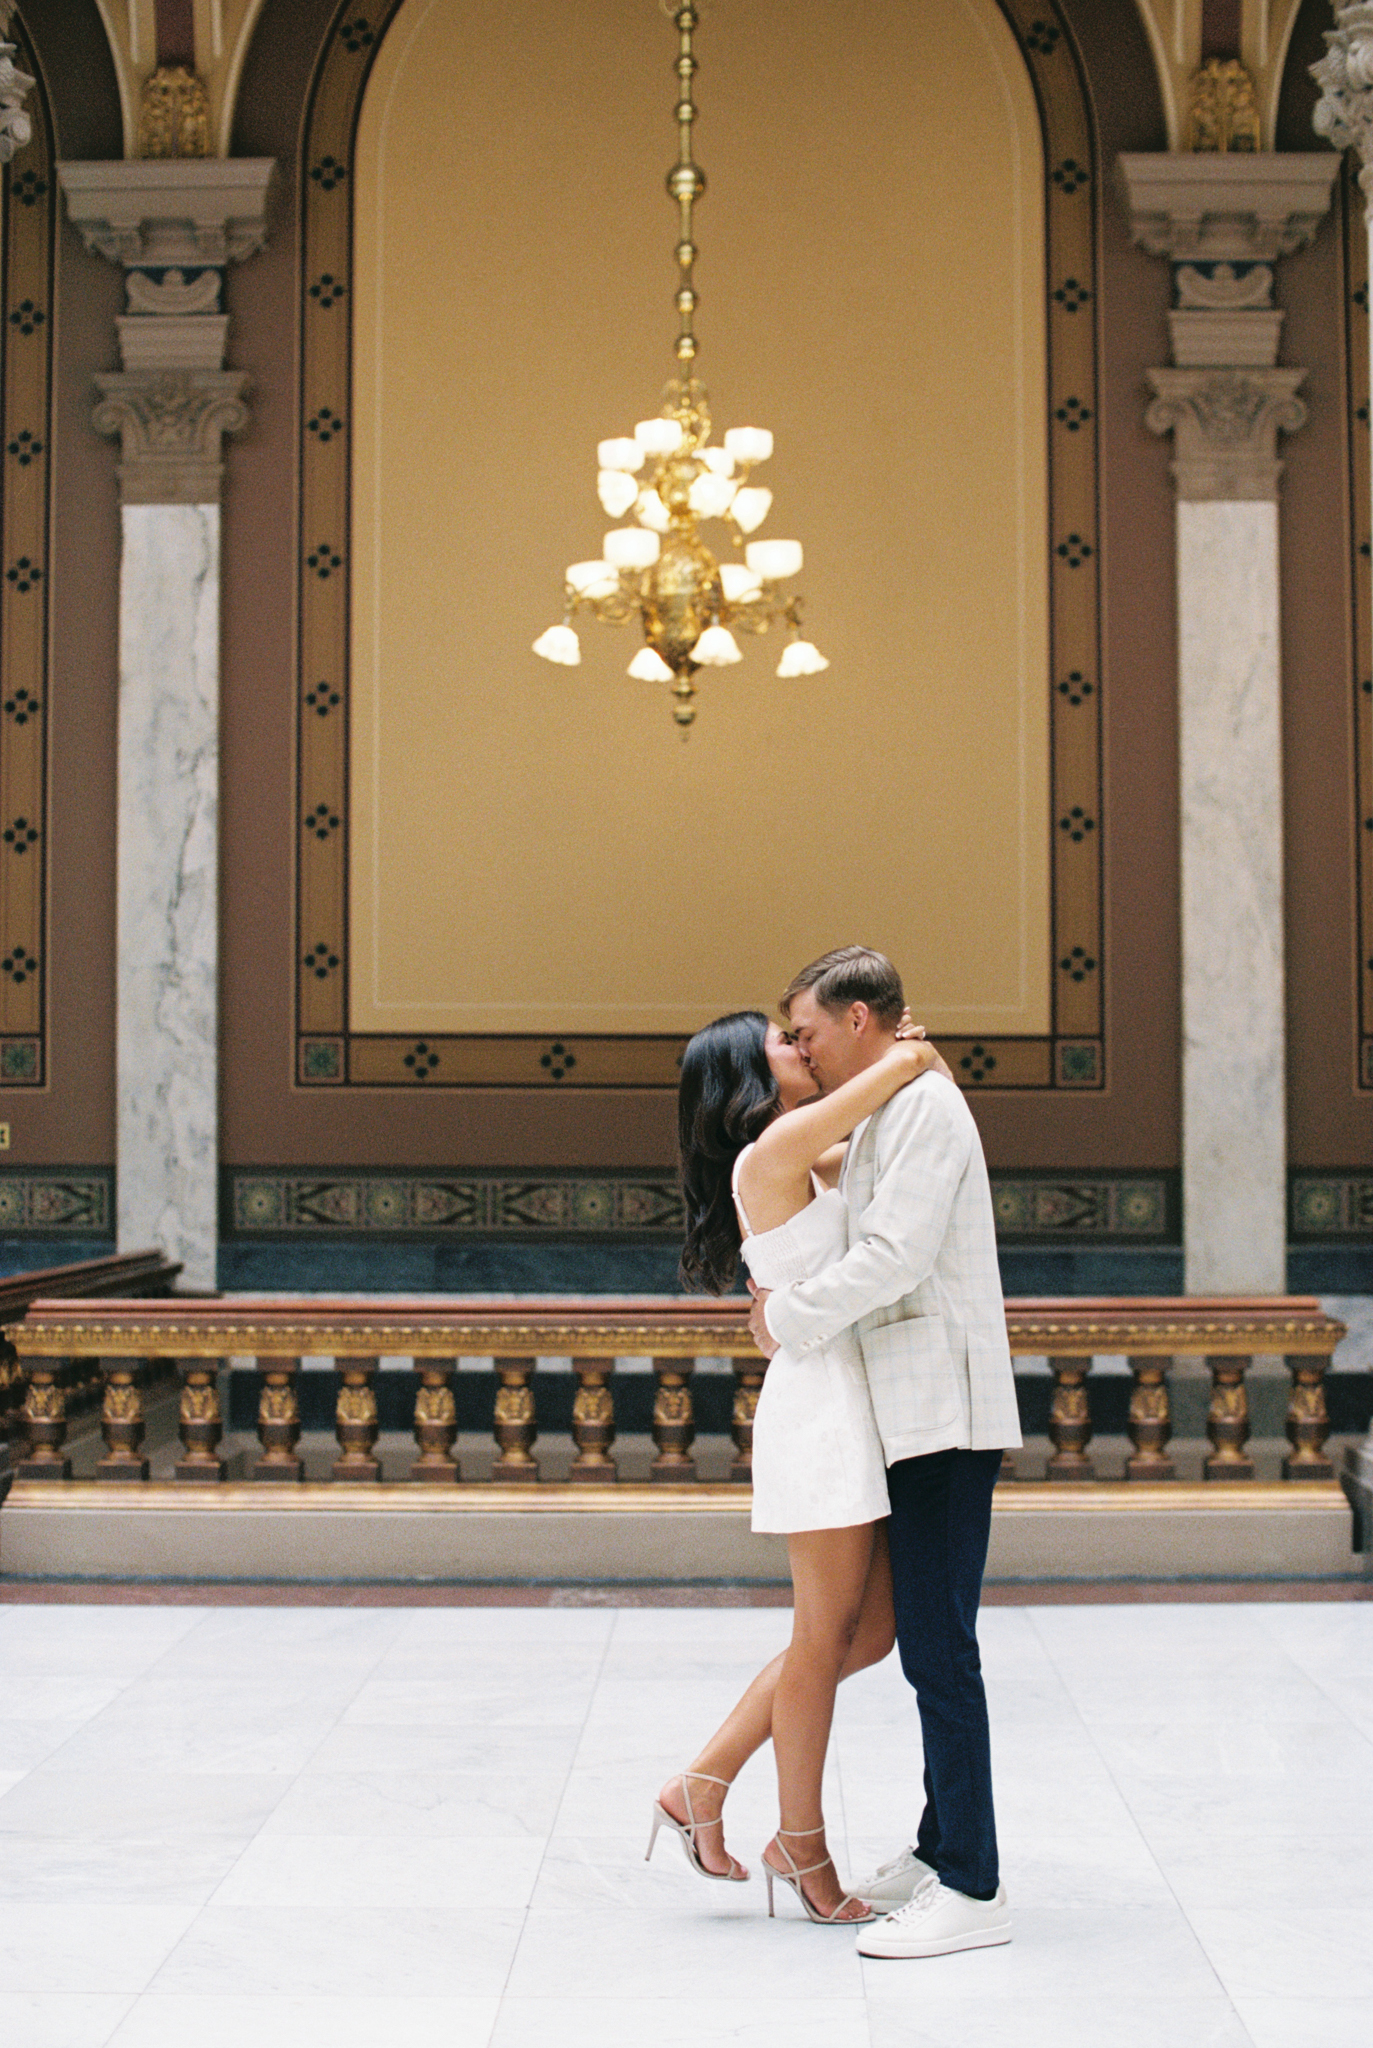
[647,1009,945,1923]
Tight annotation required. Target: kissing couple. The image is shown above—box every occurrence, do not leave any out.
[647,945,1023,1960]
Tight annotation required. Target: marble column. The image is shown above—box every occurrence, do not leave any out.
[1119,154,1336,1295]
[1313,10,1373,1557]
[58,160,272,1288]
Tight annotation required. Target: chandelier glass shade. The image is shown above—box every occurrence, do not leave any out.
[530,1,827,729]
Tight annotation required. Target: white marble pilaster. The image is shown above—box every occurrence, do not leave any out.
[116,505,220,1288]
[1176,500,1286,1293]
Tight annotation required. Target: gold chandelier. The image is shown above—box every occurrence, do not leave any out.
[531,0,827,731]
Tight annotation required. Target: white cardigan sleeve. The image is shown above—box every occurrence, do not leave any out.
[763,1075,972,1356]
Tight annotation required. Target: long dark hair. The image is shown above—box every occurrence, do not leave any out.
[678,1010,780,1294]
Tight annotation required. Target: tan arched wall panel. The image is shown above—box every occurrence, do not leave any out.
[347,0,1051,1045]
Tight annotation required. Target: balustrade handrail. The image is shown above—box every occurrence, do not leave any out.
[0,1293,1349,1490]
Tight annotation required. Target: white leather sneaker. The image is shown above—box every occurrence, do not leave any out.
[853,1845,937,1908]
[856,1874,1011,1958]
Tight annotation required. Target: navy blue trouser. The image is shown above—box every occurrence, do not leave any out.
[885,1446,1003,1899]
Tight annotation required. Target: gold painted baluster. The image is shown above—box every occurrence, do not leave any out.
[412,1357,460,1483]
[650,1356,696,1481]
[1282,1352,1333,1480]
[17,1356,71,1477]
[730,1357,765,1481]
[492,1356,539,1481]
[569,1357,617,1483]
[1125,1354,1175,1479]
[252,1357,303,1480]
[1046,1354,1094,1479]
[333,1356,381,1480]
[175,1357,225,1481]
[1204,1353,1254,1479]
[97,1358,149,1480]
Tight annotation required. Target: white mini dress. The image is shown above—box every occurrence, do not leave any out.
[733,1144,891,1534]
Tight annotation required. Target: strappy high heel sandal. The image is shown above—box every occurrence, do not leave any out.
[646,1771,748,1883]
[763,1825,876,1924]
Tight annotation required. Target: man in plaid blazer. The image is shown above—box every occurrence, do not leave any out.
[747,945,1022,1960]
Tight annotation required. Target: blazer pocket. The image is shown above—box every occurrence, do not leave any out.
[860,1316,961,1438]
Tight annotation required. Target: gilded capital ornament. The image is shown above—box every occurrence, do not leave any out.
[1145,367,1308,501]
[92,368,250,505]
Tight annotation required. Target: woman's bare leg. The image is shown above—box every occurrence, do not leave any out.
[659,1524,894,1881]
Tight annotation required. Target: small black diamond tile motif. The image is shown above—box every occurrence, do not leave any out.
[1056,532,1093,568]
[3,687,40,725]
[340,17,375,52]
[1025,19,1061,54]
[1054,396,1092,431]
[1051,157,1088,193]
[305,802,341,840]
[1355,284,1369,313]
[310,156,347,191]
[303,942,340,980]
[6,556,42,592]
[304,683,341,718]
[7,429,42,466]
[2,946,37,984]
[307,407,344,443]
[404,1040,440,1078]
[1053,277,1091,313]
[10,169,47,207]
[1057,671,1093,706]
[540,1042,577,1079]
[8,299,44,334]
[960,1043,997,1082]
[1059,806,1096,843]
[3,816,38,853]
[307,543,343,579]
[1060,945,1097,983]
[308,274,346,309]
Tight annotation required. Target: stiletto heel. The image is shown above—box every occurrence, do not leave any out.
[762,1825,876,1925]
[647,1770,748,1883]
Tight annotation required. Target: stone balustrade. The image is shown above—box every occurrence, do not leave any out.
[0,1295,1348,1493]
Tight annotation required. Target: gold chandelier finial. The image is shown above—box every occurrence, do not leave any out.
[531,1,827,731]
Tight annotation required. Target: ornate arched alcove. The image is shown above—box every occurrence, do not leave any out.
[292,0,1106,1098]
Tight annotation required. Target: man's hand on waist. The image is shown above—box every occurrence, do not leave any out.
[747,1282,779,1359]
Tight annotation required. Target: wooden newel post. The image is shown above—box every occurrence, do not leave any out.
[492,1356,539,1481]
[333,1356,382,1481]
[411,1357,460,1483]
[175,1357,225,1481]
[252,1357,303,1480]
[1046,1355,1094,1479]
[1125,1354,1175,1479]
[569,1357,617,1483]
[17,1356,72,1477]
[97,1357,149,1480]
[730,1357,765,1481]
[1204,1353,1254,1479]
[650,1356,696,1481]
[1282,1352,1333,1480]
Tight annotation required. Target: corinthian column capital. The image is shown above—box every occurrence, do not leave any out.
[1145,368,1308,502]
[92,369,250,506]
[1313,4,1373,202]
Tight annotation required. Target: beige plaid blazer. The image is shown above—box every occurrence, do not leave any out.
[764,1072,1022,1463]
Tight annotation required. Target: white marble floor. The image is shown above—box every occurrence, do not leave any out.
[0,1599,1370,2047]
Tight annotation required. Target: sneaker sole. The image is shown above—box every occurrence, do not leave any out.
[858,1922,1011,1959]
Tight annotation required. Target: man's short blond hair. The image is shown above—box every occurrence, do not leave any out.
[780,945,905,1028]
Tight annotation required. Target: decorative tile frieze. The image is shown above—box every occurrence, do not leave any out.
[224,1168,1175,1242]
[293,0,1106,1092]
[1345,163,1373,1091]
[0,1169,112,1233]
[1291,1175,1373,1237]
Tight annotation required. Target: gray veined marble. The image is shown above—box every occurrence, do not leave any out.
[1176,499,1286,1294]
[116,502,219,1289]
